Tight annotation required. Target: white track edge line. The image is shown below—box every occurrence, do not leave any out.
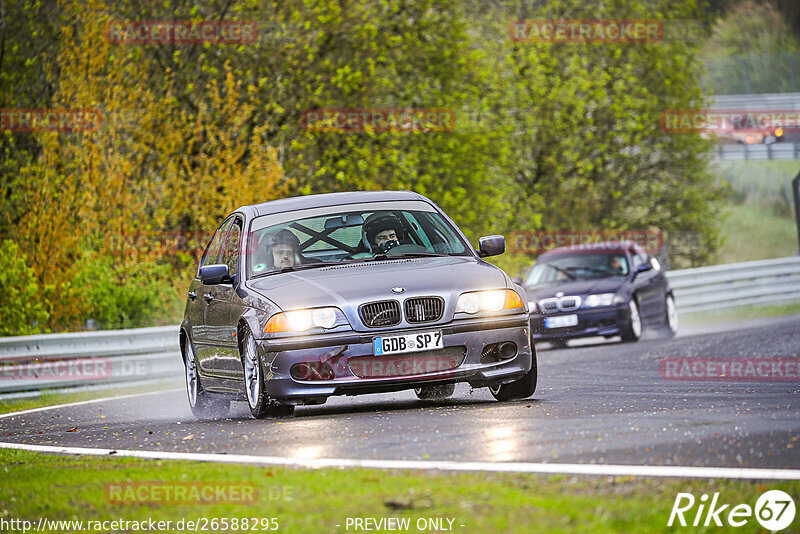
[1,441,799,480]
[0,389,182,419]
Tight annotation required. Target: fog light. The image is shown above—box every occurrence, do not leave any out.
[290,362,334,381]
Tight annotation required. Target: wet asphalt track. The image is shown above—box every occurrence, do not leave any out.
[1,315,799,469]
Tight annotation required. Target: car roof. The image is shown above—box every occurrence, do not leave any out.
[235,190,428,218]
[538,240,647,258]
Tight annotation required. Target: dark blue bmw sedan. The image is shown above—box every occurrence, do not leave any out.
[521,241,678,347]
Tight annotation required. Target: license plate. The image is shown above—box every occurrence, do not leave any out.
[373,331,443,355]
[545,314,578,329]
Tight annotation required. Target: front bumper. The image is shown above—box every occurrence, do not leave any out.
[255,314,533,403]
[530,304,629,340]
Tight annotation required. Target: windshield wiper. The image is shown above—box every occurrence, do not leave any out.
[251,262,331,278]
[371,252,447,260]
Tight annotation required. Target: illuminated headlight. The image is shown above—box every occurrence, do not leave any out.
[265,307,346,333]
[583,293,623,308]
[455,289,524,314]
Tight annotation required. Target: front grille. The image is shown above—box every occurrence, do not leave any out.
[348,346,466,378]
[404,296,444,324]
[359,300,401,327]
[538,295,582,313]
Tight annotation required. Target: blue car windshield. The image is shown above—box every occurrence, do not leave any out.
[525,253,629,285]
[247,202,470,277]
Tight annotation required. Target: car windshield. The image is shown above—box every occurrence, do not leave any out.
[525,253,629,285]
[247,201,470,277]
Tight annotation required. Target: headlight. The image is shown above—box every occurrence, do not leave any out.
[455,289,525,314]
[583,293,623,308]
[264,307,346,333]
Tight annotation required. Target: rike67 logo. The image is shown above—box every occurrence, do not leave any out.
[668,490,796,530]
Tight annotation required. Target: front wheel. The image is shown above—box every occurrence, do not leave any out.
[657,294,678,338]
[184,338,229,419]
[489,351,538,401]
[620,299,642,343]
[241,328,294,419]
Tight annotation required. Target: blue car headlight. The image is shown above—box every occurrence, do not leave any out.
[583,293,624,308]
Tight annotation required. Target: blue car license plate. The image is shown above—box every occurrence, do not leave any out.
[544,315,578,329]
[373,331,443,355]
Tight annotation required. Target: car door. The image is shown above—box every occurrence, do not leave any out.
[203,216,243,377]
[193,218,232,371]
[647,255,669,317]
[630,251,660,320]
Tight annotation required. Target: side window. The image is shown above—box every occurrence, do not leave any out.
[631,253,647,270]
[200,218,233,269]
[222,219,242,277]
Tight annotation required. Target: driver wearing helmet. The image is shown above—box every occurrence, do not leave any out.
[362,212,404,254]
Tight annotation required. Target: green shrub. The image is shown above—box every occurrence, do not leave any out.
[0,240,49,336]
[71,253,183,330]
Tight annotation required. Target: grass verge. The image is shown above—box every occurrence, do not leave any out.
[681,302,800,326]
[0,448,798,533]
[717,204,797,264]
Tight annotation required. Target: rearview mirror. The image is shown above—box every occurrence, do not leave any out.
[477,235,505,257]
[199,264,230,285]
[324,213,365,230]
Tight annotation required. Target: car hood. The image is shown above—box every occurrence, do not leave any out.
[524,277,626,301]
[246,256,508,329]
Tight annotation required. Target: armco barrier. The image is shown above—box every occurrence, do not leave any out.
[1,256,798,394]
[665,256,800,313]
[0,326,181,394]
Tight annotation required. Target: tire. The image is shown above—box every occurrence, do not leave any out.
[489,350,538,401]
[184,338,230,419]
[620,298,642,343]
[241,327,294,419]
[415,383,455,400]
[657,294,678,339]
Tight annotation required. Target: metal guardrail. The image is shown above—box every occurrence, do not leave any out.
[1,256,799,394]
[0,326,181,394]
[710,92,800,111]
[665,256,800,313]
[715,143,800,161]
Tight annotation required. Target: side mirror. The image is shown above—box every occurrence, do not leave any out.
[199,264,230,285]
[633,262,653,277]
[478,235,506,257]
